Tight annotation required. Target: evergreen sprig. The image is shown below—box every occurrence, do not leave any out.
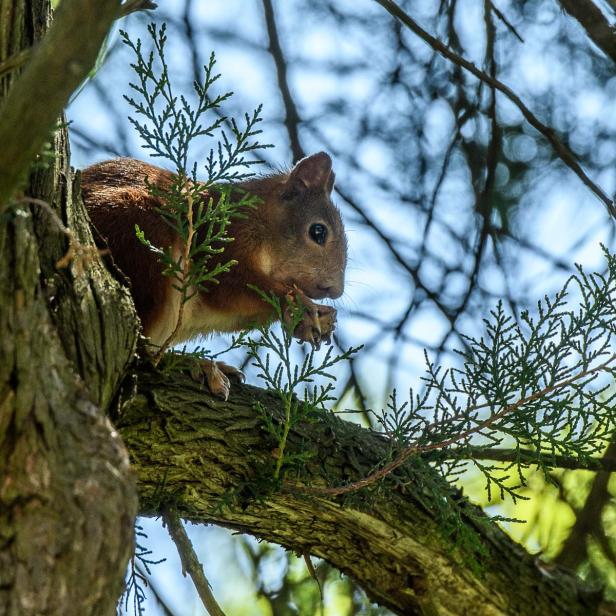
[119,525,166,616]
[332,247,616,502]
[121,23,269,180]
[120,23,272,360]
[244,288,361,480]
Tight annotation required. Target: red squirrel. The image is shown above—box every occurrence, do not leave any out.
[81,152,346,397]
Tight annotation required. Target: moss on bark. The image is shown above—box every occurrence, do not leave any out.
[119,368,611,616]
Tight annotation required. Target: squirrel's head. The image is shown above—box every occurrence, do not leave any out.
[251,152,347,301]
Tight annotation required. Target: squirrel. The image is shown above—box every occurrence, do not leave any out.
[81,152,347,398]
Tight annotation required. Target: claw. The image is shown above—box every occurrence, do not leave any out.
[283,287,338,348]
[191,359,244,400]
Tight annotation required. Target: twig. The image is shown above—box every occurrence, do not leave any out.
[133,562,177,616]
[162,506,226,616]
[336,185,456,323]
[18,196,70,236]
[297,354,616,496]
[489,1,524,43]
[274,393,294,480]
[303,551,323,603]
[373,0,616,219]
[446,446,616,472]
[17,197,105,275]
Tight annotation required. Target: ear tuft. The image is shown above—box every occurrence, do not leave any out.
[289,152,333,191]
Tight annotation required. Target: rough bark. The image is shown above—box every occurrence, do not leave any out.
[119,367,613,616]
[0,140,139,616]
[0,3,139,615]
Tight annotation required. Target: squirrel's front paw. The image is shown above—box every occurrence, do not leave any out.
[292,303,337,350]
[191,359,245,401]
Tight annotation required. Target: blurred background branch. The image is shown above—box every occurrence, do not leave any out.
[556,0,616,65]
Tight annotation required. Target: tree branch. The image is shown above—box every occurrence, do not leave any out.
[448,446,616,472]
[556,0,616,65]
[555,440,616,569]
[119,366,616,616]
[0,48,30,78]
[0,0,122,209]
[162,506,226,616]
[119,0,157,17]
[260,0,304,162]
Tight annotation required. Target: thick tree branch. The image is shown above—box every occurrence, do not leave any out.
[557,0,616,65]
[0,0,123,209]
[119,367,616,616]
[0,124,140,615]
[0,3,140,614]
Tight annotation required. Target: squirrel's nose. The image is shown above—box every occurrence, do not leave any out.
[318,282,343,299]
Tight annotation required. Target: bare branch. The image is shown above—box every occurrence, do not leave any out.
[555,441,616,569]
[0,48,30,78]
[373,0,616,218]
[261,0,304,162]
[163,507,226,616]
[489,1,524,43]
[120,0,157,17]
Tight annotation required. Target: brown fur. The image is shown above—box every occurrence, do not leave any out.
[81,154,346,345]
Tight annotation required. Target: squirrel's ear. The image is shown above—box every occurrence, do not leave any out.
[289,152,333,192]
[326,170,336,194]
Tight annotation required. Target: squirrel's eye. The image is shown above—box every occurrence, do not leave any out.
[309,223,328,245]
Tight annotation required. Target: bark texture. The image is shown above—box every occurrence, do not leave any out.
[0,142,139,616]
[119,367,612,616]
[0,3,139,615]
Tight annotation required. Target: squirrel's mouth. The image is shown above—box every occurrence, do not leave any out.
[304,287,341,301]
[294,278,343,301]
[304,290,329,301]
[292,282,329,302]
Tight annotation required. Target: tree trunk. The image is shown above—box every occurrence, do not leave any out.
[119,367,613,616]
[0,3,139,614]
